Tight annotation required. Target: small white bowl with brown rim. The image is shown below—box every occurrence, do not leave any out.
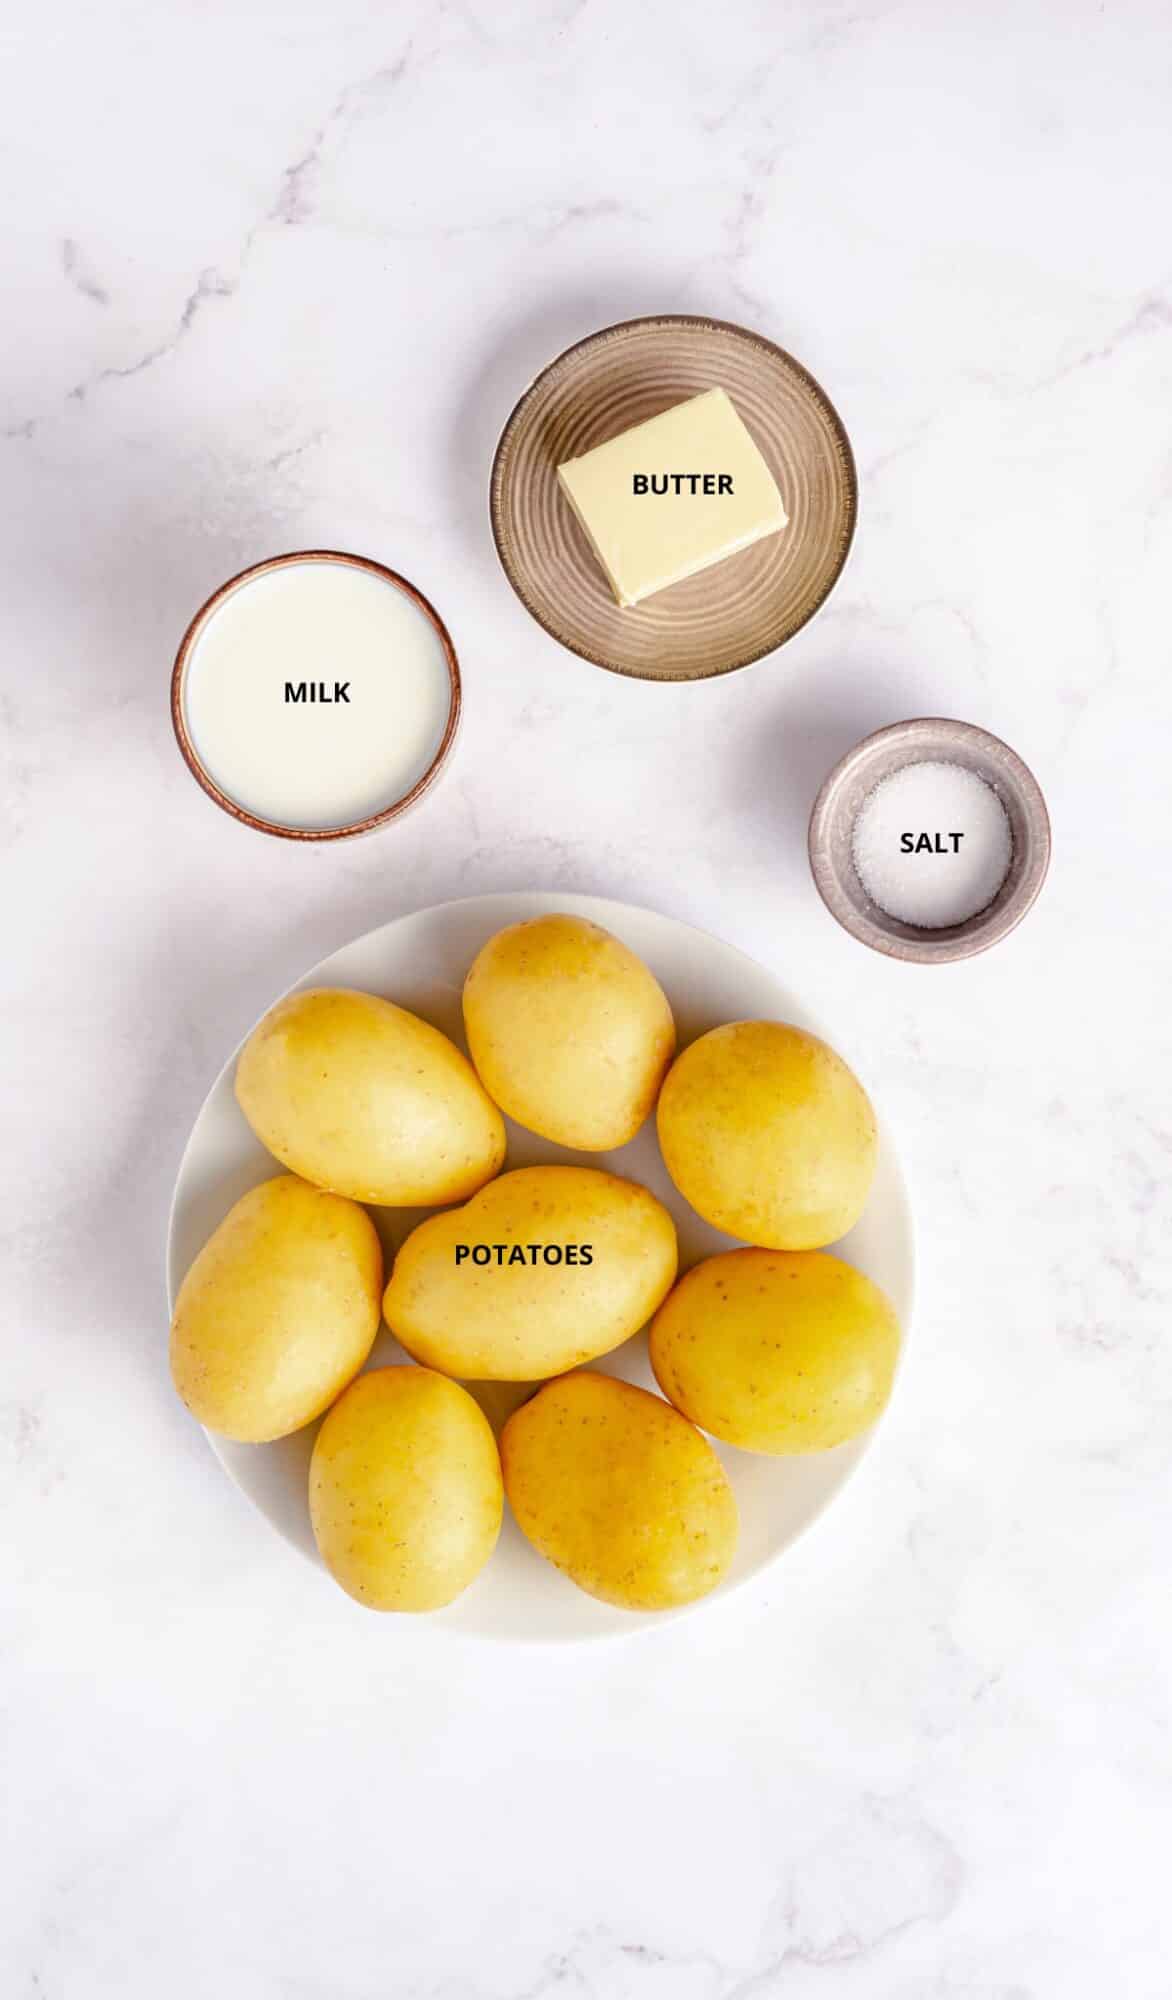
[171,550,461,842]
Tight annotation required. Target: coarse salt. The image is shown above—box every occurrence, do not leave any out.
[850,760,1012,930]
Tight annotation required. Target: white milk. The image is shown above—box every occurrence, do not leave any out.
[183,559,454,830]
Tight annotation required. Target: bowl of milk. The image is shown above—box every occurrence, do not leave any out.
[171,551,460,840]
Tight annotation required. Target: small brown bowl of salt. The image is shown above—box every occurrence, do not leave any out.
[808,718,1050,963]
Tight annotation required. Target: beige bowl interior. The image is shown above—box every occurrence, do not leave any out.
[808,718,1050,964]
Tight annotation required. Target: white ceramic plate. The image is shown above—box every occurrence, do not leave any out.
[167,892,914,1640]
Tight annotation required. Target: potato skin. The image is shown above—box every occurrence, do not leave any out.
[501,1372,738,1611]
[650,1248,900,1453]
[462,914,676,1150]
[310,1368,503,1612]
[656,1020,877,1249]
[170,1174,382,1442]
[235,986,506,1206]
[384,1165,678,1381]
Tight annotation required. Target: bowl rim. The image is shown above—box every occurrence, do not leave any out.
[808,717,1051,963]
[170,549,462,842]
[166,887,916,1642]
[488,312,859,683]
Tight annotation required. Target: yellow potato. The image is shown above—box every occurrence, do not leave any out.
[462,914,676,1150]
[310,1368,503,1611]
[657,1020,877,1249]
[384,1165,677,1380]
[501,1372,738,1611]
[170,1174,381,1442]
[650,1248,900,1452]
[235,986,506,1206]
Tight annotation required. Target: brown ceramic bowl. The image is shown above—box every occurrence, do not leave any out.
[171,550,460,841]
[808,718,1050,963]
[490,315,857,682]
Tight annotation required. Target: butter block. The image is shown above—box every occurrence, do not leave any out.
[556,388,787,607]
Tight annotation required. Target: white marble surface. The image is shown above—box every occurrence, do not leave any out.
[3,2,1170,1993]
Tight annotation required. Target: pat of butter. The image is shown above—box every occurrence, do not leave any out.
[556,387,787,607]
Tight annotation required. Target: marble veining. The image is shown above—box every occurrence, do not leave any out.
[2,1,1170,1995]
